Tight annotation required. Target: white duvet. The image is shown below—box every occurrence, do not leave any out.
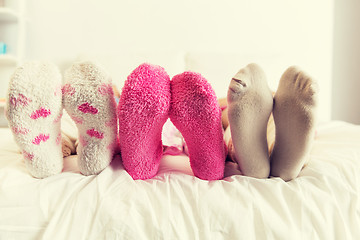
[0,121,360,240]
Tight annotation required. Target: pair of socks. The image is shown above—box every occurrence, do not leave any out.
[227,63,318,181]
[6,61,118,178]
[118,63,226,180]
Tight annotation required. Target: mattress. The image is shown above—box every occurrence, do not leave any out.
[0,121,359,239]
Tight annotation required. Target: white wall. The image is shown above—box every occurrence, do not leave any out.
[24,0,333,122]
[332,0,360,124]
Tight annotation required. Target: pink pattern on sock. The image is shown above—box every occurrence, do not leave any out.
[72,116,83,124]
[56,133,61,145]
[105,118,117,127]
[23,150,34,161]
[62,84,75,96]
[30,108,51,119]
[98,83,114,96]
[12,126,29,135]
[10,93,32,107]
[86,128,104,139]
[79,135,87,147]
[32,133,50,145]
[53,112,63,123]
[78,103,98,114]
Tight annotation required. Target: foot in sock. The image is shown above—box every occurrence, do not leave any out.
[270,66,318,181]
[63,61,118,175]
[227,63,273,178]
[170,72,226,180]
[6,62,63,178]
[117,63,171,180]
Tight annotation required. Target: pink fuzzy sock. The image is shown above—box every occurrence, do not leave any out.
[63,61,118,175]
[117,63,171,180]
[169,72,226,180]
[6,62,63,178]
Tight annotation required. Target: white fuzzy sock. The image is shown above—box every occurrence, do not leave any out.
[270,66,318,181]
[227,63,273,178]
[63,61,118,175]
[6,62,63,178]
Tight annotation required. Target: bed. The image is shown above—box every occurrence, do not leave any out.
[0,120,360,239]
[1,52,359,239]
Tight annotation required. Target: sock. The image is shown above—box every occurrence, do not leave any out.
[227,63,273,178]
[270,66,318,181]
[63,61,118,175]
[6,62,63,178]
[117,63,171,180]
[169,71,226,180]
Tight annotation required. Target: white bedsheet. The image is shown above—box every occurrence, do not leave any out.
[0,121,360,239]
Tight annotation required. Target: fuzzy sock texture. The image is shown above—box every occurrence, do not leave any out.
[117,63,171,180]
[227,63,273,178]
[170,72,226,180]
[6,62,63,178]
[63,61,118,175]
[270,66,318,181]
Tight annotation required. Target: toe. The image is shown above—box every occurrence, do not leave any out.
[293,71,319,105]
[280,66,318,96]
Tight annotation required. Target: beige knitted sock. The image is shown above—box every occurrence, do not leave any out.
[227,63,273,178]
[270,66,318,181]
